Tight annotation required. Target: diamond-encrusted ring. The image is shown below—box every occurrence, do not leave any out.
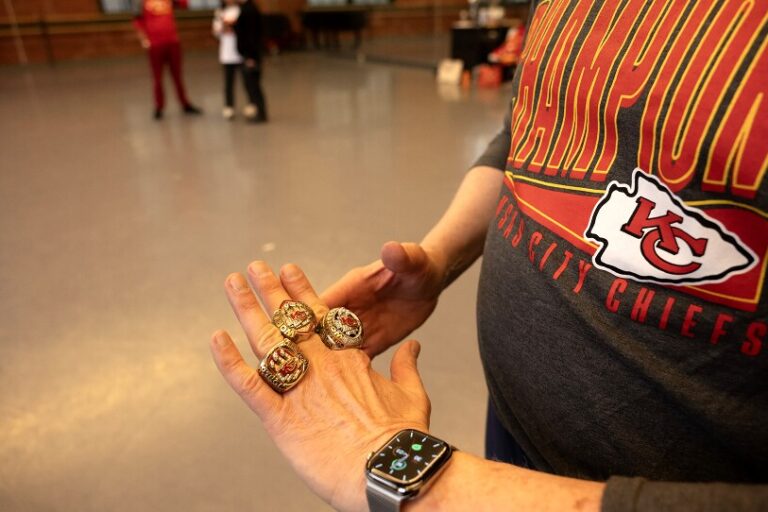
[317,307,364,350]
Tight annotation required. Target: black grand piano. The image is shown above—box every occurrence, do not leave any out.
[301,5,370,49]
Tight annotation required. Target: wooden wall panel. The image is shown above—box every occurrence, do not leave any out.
[0,1,530,65]
[0,33,48,63]
[45,21,217,61]
[0,0,44,19]
[45,0,102,16]
[0,0,102,17]
[261,0,304,30]
[368,8,461,36]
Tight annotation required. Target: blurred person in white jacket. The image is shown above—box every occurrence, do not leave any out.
[212,0,246,120]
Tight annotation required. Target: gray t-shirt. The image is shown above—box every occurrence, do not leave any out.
[474,1,768,510]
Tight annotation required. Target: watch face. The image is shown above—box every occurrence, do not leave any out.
[367,429,449,486]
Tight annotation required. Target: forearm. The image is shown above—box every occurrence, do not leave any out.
[420,166,504,287]
[405,451,604,512]
[404,452,768,512]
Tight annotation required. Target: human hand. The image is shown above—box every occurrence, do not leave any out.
[210,262,431,512]
[321,242,446,358]
[138,34,150,49]
[245,58,257,68]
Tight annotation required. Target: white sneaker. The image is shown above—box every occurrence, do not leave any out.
[243,104,257,119]
[222,107,235,120]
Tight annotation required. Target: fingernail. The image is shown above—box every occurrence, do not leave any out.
[410,341,421,356]
[213,331,229,347]
[282,264,301,279]
[248,261,272,278]
[228,273,247,292]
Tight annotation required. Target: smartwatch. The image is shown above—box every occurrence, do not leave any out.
[365,428,454,512]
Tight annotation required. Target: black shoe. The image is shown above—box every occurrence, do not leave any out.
[153,109,163,120]
[183,104,203,115]
[251,114,268,124]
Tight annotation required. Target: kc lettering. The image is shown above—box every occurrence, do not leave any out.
[621,197,708,275]
[585,169,756,285]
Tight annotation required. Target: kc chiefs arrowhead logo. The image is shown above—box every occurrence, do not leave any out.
[585,169,757,285]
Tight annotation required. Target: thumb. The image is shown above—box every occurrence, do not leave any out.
[381,241,429,274]
[390,340,425,392]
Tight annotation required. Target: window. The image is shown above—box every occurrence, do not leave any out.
[306,0,391,6]
[100,0,219,14]
[188,0,219,9]
[100,0,132,13]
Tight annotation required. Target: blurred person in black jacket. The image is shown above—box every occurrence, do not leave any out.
[235,0,268,123]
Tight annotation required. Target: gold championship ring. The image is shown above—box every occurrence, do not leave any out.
[258,338,309,393]
[272,300,317,341]
[317,307,364,350]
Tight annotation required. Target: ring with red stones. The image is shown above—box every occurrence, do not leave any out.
[316,307,364,350]
[258,338,309,393]
[272,300,317,342]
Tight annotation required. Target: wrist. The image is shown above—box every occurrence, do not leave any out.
[400,450,468,512]
[349,424,429,511]
[421,222,485,290]
[418,243,451,290]
[364,427,452,512]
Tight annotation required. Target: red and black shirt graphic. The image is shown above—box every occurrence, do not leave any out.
[492,0,766,343]
[477,0,767,488]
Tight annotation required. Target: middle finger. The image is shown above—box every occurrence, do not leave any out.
[248,261,325,346]
[247,260,292,314]
[279,263,328,320]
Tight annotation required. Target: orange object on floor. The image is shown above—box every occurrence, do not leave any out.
[477,64,502,88]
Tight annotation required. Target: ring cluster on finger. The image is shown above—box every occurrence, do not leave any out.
[260,301,365,393]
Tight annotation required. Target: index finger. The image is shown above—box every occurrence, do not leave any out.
[225,272,283,358]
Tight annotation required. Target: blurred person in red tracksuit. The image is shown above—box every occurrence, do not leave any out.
[133,0,202,120]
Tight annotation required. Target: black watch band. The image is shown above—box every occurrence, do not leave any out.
[365,479,406,512]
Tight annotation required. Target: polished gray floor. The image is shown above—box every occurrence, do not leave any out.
[0,50,513,512]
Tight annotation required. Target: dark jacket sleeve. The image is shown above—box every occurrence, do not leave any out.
[602,477,768,512]
[471,102,512,171]
[235,3,264,60]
